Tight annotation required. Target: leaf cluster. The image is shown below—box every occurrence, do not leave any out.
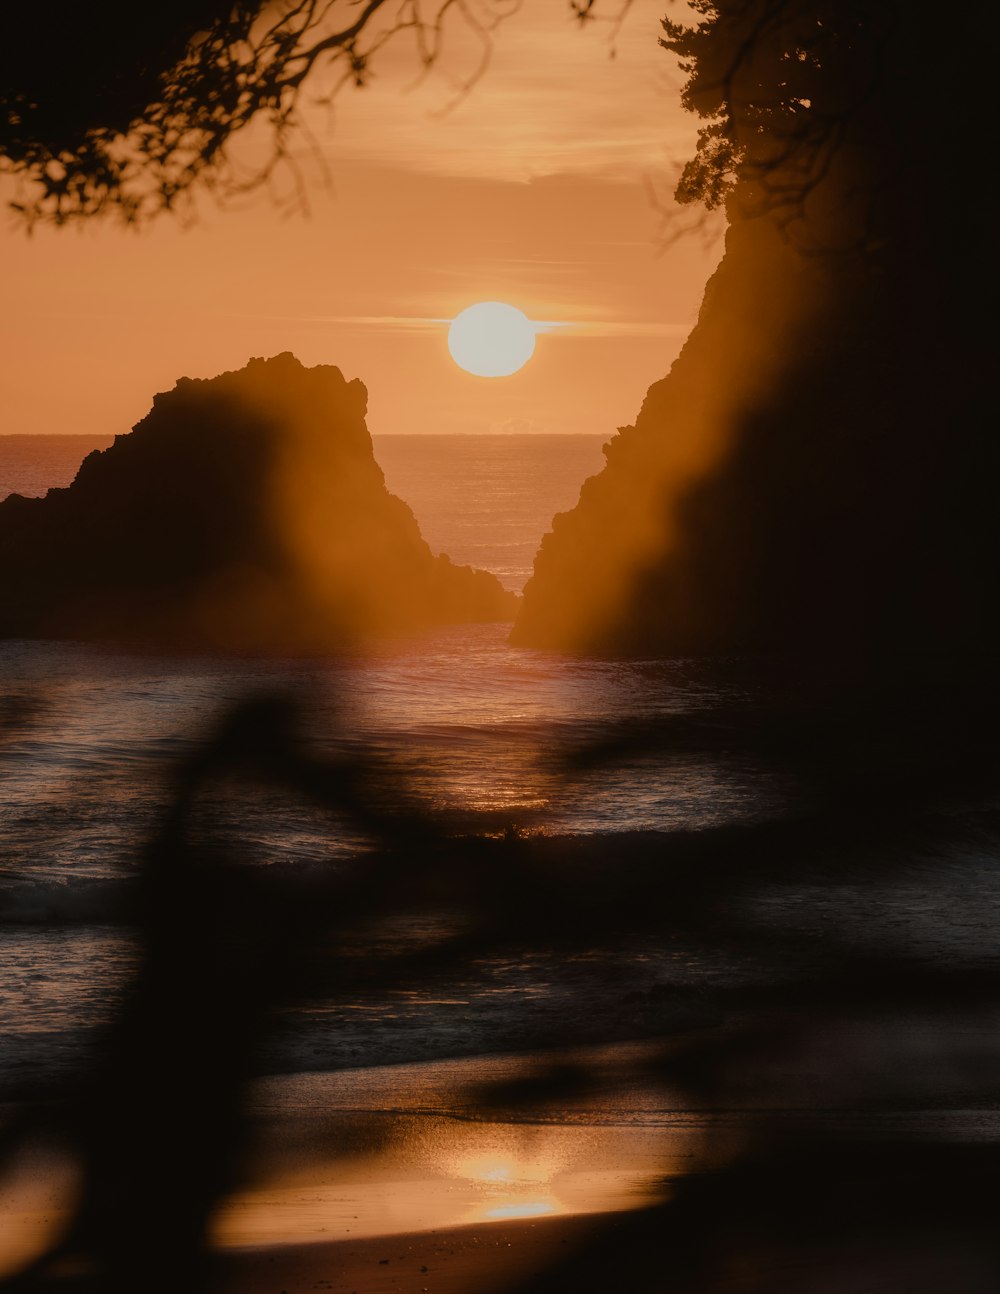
[0,0,521,226]
[660,0,891,219]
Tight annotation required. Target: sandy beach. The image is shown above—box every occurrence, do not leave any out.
[215,1212,613,1294]
[0,1048,681,1289]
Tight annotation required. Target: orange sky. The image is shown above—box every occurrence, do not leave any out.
[0,0,721,438]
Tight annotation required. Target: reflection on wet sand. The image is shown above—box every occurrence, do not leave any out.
[209,1117,673,1248]
[208,1047,684,1249]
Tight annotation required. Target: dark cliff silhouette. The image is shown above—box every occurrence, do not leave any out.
[513,1,996,667]
[0,353,516,649]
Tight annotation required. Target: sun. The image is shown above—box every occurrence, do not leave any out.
[448,302,536,377]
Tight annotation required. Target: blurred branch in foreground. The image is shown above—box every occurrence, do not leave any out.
[0,674,998,1291]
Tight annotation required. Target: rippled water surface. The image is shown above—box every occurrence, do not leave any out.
[2,435,998,1113]
[0,624,793,886]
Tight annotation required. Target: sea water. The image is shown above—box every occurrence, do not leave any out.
[0,432,606,594]
[1,433,998,1122]
[0,431,685,1094]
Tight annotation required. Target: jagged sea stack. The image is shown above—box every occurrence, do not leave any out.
[0,354,517,649]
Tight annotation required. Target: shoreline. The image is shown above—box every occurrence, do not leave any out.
[214,1211,618,1294]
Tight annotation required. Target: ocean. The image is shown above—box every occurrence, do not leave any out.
[0,432,784,1087]
[0,432,608,594]
[2,432,999,1266]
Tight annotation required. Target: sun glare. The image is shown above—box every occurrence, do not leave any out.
[448,301,536,377]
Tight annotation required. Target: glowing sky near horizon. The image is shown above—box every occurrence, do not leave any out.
[0,0,722,440]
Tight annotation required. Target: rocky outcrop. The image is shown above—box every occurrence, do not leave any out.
[514,164,994,664]
[0,353,517,649]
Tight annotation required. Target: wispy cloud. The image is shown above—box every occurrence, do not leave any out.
[297,0,695,185]
[535,320,692,338]
[231,312,692,339]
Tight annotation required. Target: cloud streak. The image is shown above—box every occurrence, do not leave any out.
[232,313,693,339]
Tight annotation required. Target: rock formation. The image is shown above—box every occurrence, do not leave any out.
[513,11,994,666]
[0,353,517,649]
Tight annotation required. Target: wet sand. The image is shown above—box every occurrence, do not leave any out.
[215,1212,609,1294]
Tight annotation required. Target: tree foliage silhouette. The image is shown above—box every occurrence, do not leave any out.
[0,0,640,227]
[660,1,887,216]
[0,0,519,224]
[659,0,993,241]
[9,0,894,231]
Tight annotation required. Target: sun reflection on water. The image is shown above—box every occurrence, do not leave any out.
[484,1201,556,1221]
[445,1138,571,1225]
[209,1054,684,1249]
[450,1150,565,1187]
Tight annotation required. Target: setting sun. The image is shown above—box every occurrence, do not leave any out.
[448,301,536,377]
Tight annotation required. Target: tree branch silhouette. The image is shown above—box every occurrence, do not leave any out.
[659,0,895,237]
[0,0,584,226]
